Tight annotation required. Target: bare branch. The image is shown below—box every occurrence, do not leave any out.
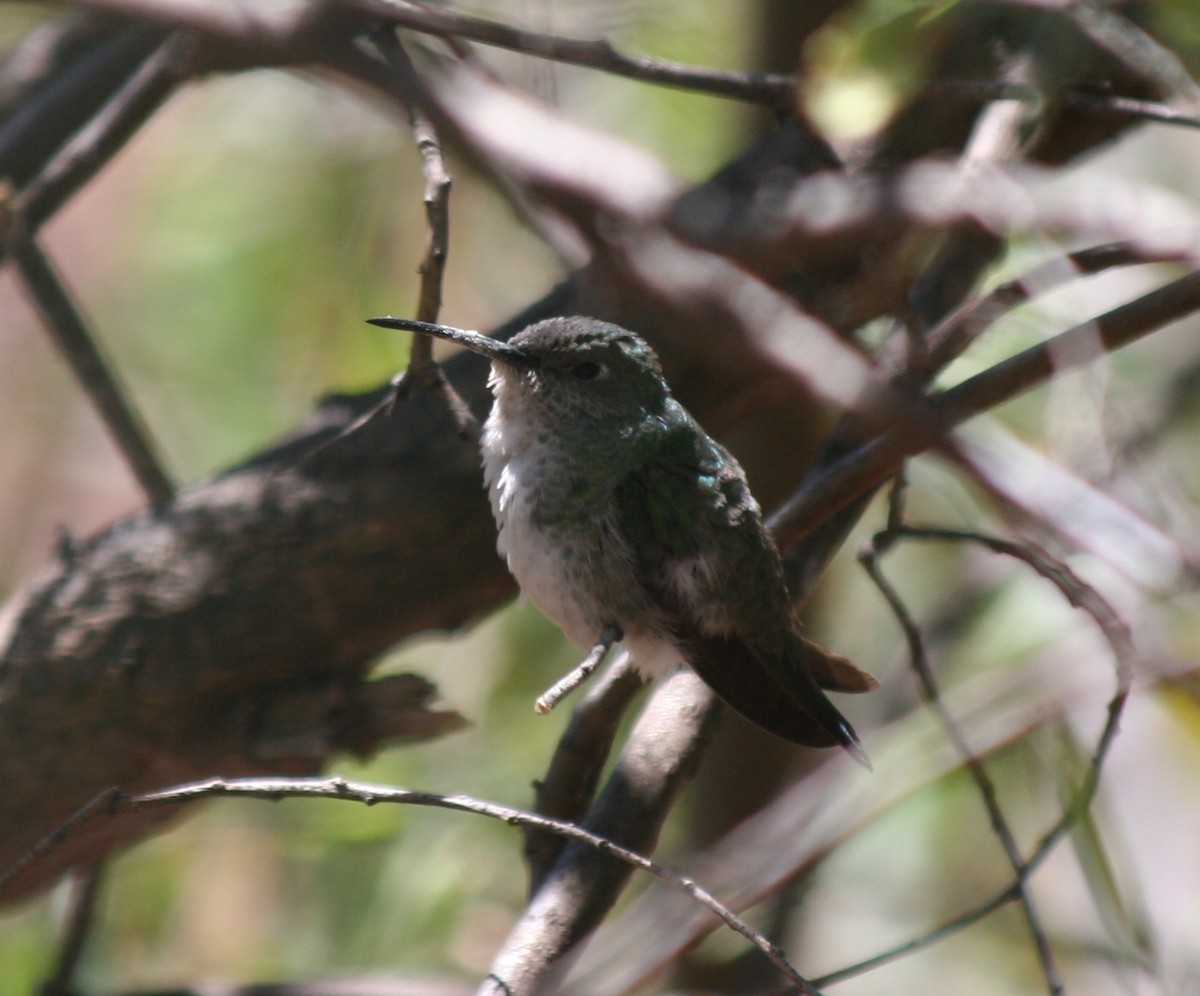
[3,231,174,505]
[482,670,722,995]
[816,523,1135,988]
[1062,2,1200,109]
[770,269,1200,548]
[860,481,1062,994]
[918,241,1198,380]
[933,79,1200,132]
[369,27,478,439]
[0,7,1190,990]
[39,865,105,996]
[949,423,1200,588]
[6,29,189,242]
[359,0,796,109]
[18,770,817,993]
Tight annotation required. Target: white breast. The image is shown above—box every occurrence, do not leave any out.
[481,405,598,650]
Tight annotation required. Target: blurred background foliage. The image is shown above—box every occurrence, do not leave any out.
[1,1,1200,993]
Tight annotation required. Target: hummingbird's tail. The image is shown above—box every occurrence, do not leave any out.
[683,633,872,768]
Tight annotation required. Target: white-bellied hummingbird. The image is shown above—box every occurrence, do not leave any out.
[368,314,872,766]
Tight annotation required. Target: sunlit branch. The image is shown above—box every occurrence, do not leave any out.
[361,0,795,109]
[527,660,644,893]
[917,241,1197,380]
[770,269,1200,547]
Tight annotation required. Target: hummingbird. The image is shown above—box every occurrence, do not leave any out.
[368,314,871,765]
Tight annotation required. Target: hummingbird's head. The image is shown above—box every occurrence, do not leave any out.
[366,314,670,426]
[502,317,668,423]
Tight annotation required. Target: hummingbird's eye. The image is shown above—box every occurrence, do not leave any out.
[570,360,603,381]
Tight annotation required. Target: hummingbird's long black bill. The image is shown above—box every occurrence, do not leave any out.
[367,316,538,368]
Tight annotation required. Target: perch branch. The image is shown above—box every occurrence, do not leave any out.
[481,671,722,995]
[527,659,644,892]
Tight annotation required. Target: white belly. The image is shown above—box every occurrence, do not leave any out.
[492,460,598,648]
[482,414,598,649]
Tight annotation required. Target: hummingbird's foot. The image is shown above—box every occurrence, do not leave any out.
[535,623,624,714]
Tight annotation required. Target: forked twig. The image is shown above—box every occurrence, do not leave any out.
[770,269,1200,547]
[860,479,1062,994]
[917,241,1199,381]
[830,494,1134,989]
[8,31,189,241]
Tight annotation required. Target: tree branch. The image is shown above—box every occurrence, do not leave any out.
[480,670,723,995]
[5,232,174,505]
[358,0,796,109]
[770,269,1200,548]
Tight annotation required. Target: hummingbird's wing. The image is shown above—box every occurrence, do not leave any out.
[615,418,868,762]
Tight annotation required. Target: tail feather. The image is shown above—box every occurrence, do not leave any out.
[682,632,871,768]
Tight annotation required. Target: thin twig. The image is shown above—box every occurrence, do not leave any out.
[898,526,1137,688]
[120,774,815,993]
[930,79,1200,131]
[371,27,479,439]
[367,1,1200,127]
[859,482,1062,994]
[818,695,1130,988]
[0,788,120,900]
[0,26,182,507]
[783,239,1186,597]
[40,0,1200,133]
[1064,2,1200,110]
[918,241,1195,381]
[4,231,174,505]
